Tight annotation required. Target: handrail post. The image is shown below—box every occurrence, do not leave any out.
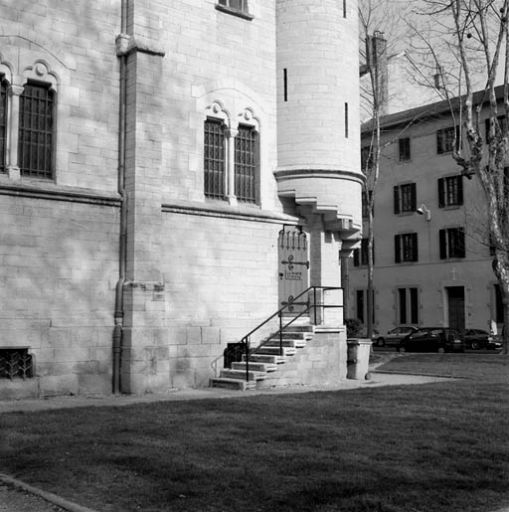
[245,338,249,382]
[279,311,283,356]
[313,286,317,325]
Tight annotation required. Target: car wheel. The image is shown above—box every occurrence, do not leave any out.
[376,338,385,347]
[437,347,445,354]
[398,346,406,353]
[471,341,479,350]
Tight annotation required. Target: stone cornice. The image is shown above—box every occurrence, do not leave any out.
[0,179,121,207]
[274,168,366,185]
[162,200,299,225]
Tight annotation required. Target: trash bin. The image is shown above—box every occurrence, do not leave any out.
[223,342,245,368]
[347,339,372,380]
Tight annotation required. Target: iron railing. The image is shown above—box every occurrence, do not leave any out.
[238,286,342,382]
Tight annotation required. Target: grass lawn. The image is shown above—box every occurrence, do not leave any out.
[0,354,508,512]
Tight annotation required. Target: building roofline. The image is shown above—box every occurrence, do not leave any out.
[362,83,505,135]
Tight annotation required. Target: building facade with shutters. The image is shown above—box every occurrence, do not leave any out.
[0,0,362,398]
[348,95,503,338]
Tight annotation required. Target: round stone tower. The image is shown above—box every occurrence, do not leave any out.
[275,0,363,236]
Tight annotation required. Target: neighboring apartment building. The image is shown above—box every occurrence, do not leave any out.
[348,91,504,337]
[0,0,363,398]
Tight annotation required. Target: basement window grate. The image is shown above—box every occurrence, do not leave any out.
[0,348,34,380]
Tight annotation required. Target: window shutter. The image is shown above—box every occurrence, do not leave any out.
[410,183,417,211]
[437,131,442,154]
[438,178,445,208]
[395,235,401,263]
[439,229,447,259]
[398,288,406,324]
[457,176,463,205]
[393,186,400,214]
[410,288,418,324]
[412,233,418,261]
[353,249,359,267]
[458,227,466,257]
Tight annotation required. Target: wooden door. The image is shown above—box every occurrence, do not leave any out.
[278,227,309,313]
[447,286,465,331]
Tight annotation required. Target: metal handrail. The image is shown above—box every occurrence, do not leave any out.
[240,286,342,382]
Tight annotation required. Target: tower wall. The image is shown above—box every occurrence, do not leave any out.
[276,0,361,175]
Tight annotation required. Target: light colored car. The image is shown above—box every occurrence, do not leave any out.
[375,326,418,347]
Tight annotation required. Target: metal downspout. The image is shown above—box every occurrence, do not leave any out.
[113,0,129,394]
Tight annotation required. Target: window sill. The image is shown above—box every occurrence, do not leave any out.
[215,4,254,20]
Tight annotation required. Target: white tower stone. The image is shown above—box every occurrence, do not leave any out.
[275,0,363,236]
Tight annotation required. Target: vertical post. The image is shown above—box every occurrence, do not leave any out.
[314,286,317,325]
[244,338,249,382]
[279,311,283,356]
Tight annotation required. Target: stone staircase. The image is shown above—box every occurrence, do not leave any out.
[210,317,314,391]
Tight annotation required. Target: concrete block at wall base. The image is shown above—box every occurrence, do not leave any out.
[171,370,195,389]
[128,372,171,395]
[78,373,112,395]
[39,374,79,397]
[0,378,39,400]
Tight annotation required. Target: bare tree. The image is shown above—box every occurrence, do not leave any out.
[358,0,412,338]
[415,0,509,353]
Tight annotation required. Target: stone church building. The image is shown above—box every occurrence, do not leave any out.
[0,0,362,398]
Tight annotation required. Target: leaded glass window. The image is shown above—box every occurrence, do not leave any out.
[234,125,258,203]
[18,82,54,179]
[204,118,226,199]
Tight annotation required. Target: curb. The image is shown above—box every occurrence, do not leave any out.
[0,473,100,512]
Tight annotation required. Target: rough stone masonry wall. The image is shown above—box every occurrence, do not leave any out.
[0,0,121,398]
[161,212,282,388]
[0,196,119,398]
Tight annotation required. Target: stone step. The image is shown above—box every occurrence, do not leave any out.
[231,361,277,373]
[279,325,314,333]
[220,369,267,381]
[264,338,306,349]
[281,316,311,326]
[209,378,256,391]
[243,354,286,365]
[255,346,297,357]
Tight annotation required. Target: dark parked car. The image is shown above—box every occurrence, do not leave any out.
[398,327,465,353]
[375,326,418,347]
[462,329,502,350]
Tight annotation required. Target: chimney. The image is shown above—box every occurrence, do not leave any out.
[368,31,388,114]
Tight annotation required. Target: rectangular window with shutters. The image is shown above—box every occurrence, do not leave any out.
[398,137,411,161]
[204,118,226,199]
[393,183,416,214]
[439,227,465,259]
[356,289,375,325]
[234,125,258,203]
[437,126,460,154]
[353,238,372,267]
[438,175,463,207]
[0,78,6,172]
[485,116,506,144]
[395,233,418,263]
[398,287,419,324]
[18,82,55,179]
[362,190,373,218]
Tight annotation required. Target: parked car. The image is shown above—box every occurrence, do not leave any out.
[375,326,418,347]
[398,327,465,353]
[462,329,502,350]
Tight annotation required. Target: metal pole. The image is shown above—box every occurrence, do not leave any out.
[314,287,317,324]
[245,338,249,382]
[279,311,283,356]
